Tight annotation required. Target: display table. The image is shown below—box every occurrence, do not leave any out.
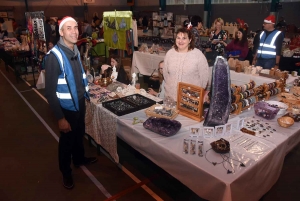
[117,109,299,201]
[85,72,299,200]
[280,56,300,72]
[131,51,165,75]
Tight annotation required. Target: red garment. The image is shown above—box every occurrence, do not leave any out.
[225,40,249,60]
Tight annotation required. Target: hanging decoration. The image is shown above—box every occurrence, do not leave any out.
[112,31,118,44]
[25,11,46,42]
[103,10,132,51]
[236,18,248,32]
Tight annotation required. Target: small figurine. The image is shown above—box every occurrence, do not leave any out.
[132,73,137,86]
[111,65,118,82]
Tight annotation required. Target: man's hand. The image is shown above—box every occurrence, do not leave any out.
[58,118,72,133]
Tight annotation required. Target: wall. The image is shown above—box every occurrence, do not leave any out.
[0,2,299,30]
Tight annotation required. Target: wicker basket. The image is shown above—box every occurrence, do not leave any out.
[277,116,294,128]
[145,105,179,120]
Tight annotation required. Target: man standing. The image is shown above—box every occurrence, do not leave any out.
[45,16,97,189]
[252,15,283,69]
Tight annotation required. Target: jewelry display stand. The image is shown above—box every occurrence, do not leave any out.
[177,82,204,122]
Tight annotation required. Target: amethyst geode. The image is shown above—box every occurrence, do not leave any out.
[143,117,182,137]
[203,56,231,127]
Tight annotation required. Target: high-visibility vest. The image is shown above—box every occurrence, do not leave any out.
[257,30,281,59]
[50,45,89,111]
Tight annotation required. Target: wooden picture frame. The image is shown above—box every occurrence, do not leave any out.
[177,82,204,122]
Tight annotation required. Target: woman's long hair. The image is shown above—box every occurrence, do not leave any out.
[211,17,224,31]
[234,28,248,46]
[109,54,122,71]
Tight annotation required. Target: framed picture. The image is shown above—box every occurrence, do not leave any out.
[203,127,214,138]
[189,126,202,136]
[177,82,204,122]
[225,123,232,135]
[215,125,225,137]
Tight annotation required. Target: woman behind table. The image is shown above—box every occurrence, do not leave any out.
[209,18,227,51]
[148,61,165,99]
[222,28,249,60]
[163,28,209,101]
[101,55,130,85]
[190,15,204,52]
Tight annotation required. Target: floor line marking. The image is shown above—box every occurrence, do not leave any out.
[2,64,163,201]
[0,69,111,198]
[19,89,33,93]
[6,65,48,103]
[118,165,163,201]
[105,177,151,201]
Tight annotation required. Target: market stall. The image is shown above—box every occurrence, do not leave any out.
[131,51,165,75]
[84,62,299,200]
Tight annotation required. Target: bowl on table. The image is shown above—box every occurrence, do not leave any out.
[265,101,288,115]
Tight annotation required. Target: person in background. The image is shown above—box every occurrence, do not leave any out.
[190,15,204,52]
[92,17,101,31]
[0,17,8,39]
[47,41,54,50]
[148,60,165,99]
[44,16,97,190]
[183,20,191,29]
[44,18,52,45]
[14,24,23,41]
[276,16,287,29]
[163,28,209,101]
[82,20,93,37]
[252,15,283,69]
[222,28,249,60]
[11,18,18,31]
[101,55,130,85]
[209,17,227,51]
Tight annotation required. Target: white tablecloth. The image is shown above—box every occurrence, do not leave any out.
[85,71,299,200]
[117,108,300,201]
[131,51,165,76]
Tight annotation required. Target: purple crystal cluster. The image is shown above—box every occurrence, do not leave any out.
[204,56,231,127]
[143,117,182,137]
[254,101,280,120]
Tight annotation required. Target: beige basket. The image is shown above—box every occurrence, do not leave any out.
[277,116,294,128]
[145,105,179,120]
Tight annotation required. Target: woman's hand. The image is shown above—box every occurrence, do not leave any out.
[147,88,158,96]
[101,64,111,74]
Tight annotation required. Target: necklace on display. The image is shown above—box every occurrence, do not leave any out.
[205,148,246,174]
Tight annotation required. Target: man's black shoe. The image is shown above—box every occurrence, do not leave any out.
[74,157,97,167]
[63,176,74,189]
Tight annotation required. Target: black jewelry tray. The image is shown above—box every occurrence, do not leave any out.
[102,94,156,116]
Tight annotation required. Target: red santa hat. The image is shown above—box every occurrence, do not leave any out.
[58,16,77,31]
[264,15,275,24]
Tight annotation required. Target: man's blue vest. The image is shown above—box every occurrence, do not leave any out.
[257,30,281,59]
[50,45,89,111]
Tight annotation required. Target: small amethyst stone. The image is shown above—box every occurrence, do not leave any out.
[143,117,182,137]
